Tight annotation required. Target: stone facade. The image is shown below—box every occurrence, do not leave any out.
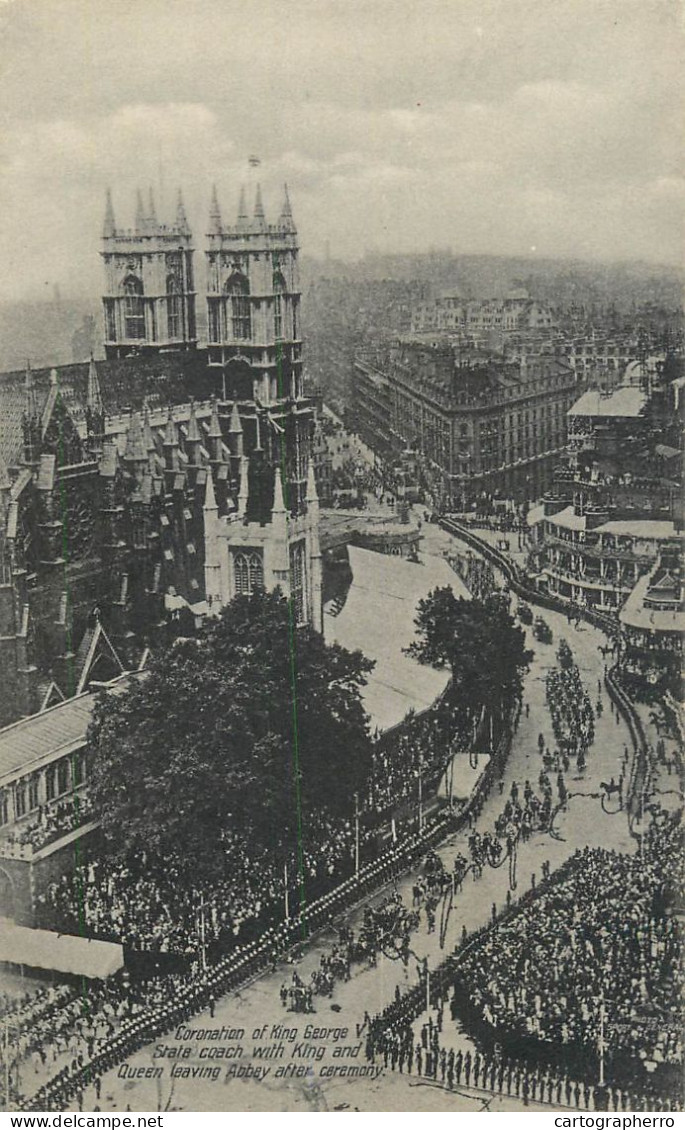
[102,189,197,358]
[0,184,320,727]
[354,339,579,507]
[527,358,684,616]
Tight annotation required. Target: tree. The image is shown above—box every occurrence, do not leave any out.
[406,588,533,733]
[88,590,374,885]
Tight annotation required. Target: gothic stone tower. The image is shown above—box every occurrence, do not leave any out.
[205,184,302,401]
[204,460,323,633]
[101,188,197,359]
[206,183,309,512]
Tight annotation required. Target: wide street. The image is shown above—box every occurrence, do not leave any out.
[56,524,641,1114]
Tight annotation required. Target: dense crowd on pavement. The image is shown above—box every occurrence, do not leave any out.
[370,706,473,816]
[366,985,682,1113]
[35,711,470,955]
[13,817,455,1111]
[365,813,683,1112]
[0,984,77,1057]
[445,551,498,601]
[0,796,95,858]
[4,516,681,1112]
[7,694,680,1113]
[36,815,371,954]
[451,813,683,1093]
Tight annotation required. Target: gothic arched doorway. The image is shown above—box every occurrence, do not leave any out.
[0,867,15,920]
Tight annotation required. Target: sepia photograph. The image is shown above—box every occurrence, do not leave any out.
[0,0,683,1117]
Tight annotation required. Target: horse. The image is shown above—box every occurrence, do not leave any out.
[600,778,622,800]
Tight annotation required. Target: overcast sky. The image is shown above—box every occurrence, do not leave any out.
[0,0,682,302]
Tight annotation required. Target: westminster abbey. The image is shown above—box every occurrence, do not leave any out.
[0,185,322,727]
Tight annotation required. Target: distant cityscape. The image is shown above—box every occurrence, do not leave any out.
[0,185,682,1116]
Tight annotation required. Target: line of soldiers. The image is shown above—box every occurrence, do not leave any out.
[20,810,462,1111]
[367,1009,681,1112]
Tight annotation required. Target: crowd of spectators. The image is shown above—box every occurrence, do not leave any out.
[20,814,456,1111]
[367,986,681,1112]
[446,551,498,601]
[370,706,473,815]
[0,797,94,859]
[451,815,683,1093]
[35,817,371,955]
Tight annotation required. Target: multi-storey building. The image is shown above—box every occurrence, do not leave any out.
[410,287,557,338]
[0,183,320,728]
[527,357,684,614]
[619,541,684,697]
[354,338,579,507]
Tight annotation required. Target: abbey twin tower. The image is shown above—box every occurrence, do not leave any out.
[0,183,322,727]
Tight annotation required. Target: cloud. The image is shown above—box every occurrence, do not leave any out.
[0,0,682,302]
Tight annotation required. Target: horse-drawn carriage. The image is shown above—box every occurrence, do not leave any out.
[533,616,553,643]
[517,602,533,625]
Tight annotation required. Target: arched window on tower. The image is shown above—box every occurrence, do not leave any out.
[249,553,264,591]
[104,299,116,342]
[273,271,286,341]
[123,275,145,340]
[208,300,220,343]
[225,273,251,341]
[289,541,306,625]
[234,551,264,595]
[167,274,182,340]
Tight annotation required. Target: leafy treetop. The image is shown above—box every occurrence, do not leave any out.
[87,589,374,883]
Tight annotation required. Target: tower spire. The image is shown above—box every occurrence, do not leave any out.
[306,460,319,506]
[175,188,189,233]
[186,399,201,443]
[279,183,294,230]
[208,396,223,463]
[229,401,243,435]
[24,360,38,422]
[163,406,180,471]
[237,454,249,518]
[228,400,243,459]
[86,355,104,416]
[123,412,147,466]
[272,466,286,515]
[103,188,116,237]
[203,467,218,513]
[185,399,202,467]
[237,185,248,225]
[209,185,222,234]
[135,188,145,231]
[254,409,262,452]
[142,401,156,455]
[253,183,266,226]
[148,186,157,227]
[163,405,179,447]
